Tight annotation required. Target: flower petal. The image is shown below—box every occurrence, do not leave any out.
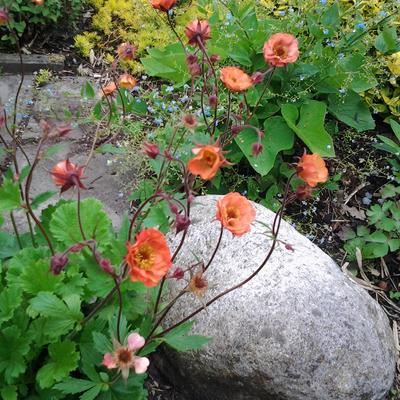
[102,353,117,369]
[127,333,145,352]
[133,356,150,374]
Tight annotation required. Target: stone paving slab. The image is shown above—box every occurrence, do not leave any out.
[0,53,65,73]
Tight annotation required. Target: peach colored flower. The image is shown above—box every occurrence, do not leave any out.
[263,33,299,67]
[117,42,135,61]
[51,159,85,193]
[216,192,256,236]
[32,0,44,4]
[185,20,211,46]
[126,228,172,287]
[188,144,228,180]
[118,74,137,89]
[151,0,176,11]
[220,67,253,92]
[102,333,149,379]
[297,153,328,188]
[101,82,117,97]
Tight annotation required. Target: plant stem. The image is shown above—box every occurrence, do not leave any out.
[113,277,123,342]
[10,211,22,249]
[203,223,223,272]
[167,12,187,55]
[76,185,87,241]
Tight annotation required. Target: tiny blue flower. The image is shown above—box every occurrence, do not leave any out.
[278,10,286,16]
[161,103,166,110]
[338,53,345,60]
[319,0,327,4]
[26,99,34,106]
[378,11,387,17]
[165,86,174,93]
[356,22,366,29]
[147,106,155,113]
[167,106,174,113]
[323,28,329,35]
[141,75,148,80]
[288,7,294,13]
[299,75,305,81]
[168,9,173,16]
[154,117,163,126]
[338,88,346,95]
[180,95,189,103]
[132,86,140,92]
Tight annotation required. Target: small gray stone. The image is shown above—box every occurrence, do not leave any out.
[161,195,396,400]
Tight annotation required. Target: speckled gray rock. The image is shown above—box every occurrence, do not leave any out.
[161,195,396,400]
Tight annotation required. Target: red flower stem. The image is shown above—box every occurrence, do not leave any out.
[152,174,295,339]
[249,67,275,119]
[221,91,232,144]
[24,138,55,255]
[167,12,187,55]
[76,184,87,241]
[112,75,127,121]
[197,38,219,136]
[200,56,211,133]
[203,223,223,272]
[113,276,123,342]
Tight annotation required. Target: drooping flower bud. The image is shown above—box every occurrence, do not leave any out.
[252,142,263,156]
[251,71,265,84]
[185,20,211,47]
[186,54,198,65]
[171,267,185,280]
[210,54,220,63]
[50,253,69,275]
[99,258,115,275]
[51,159,86,193]
[231,125,243,137]
[285,243,294,252]
[142,141,160,159]
[189,63,201,77]
[182,114,197,129]
[208,94,217,108]
[175,213,191,234]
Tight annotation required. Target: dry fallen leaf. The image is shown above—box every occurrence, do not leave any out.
[342,205,366,220]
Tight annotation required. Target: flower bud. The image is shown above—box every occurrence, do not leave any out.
[189,63,201,77]
[99,258,115,275]
[169,203,179,214]
[186,54,198,65]
[285,243,294,252]
[182,114,197,129]
[0,8,9,25]
[143,141,160,159]
[55,122,73,137]
[296,184,313,200]
[208,94,217,108]
[50,253,69,275]
[69,243,86,253]
[251,71,265,84]
[252,142,263,156]
[175,213,191,234]
[231,125,243,137]
[171,267,185,280]
[210,54,220,63]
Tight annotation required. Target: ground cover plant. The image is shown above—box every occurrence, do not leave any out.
[0,1,333,398]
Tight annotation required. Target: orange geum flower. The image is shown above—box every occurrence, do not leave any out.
[220,67,253,92]
[117,42,135,61]
[32,0,44,4]
[126,228,172,287]
[216,192,256,236]
[101,82,117,97]
[263,33,299,67]
[188,143,229,180]
[118,73,137,90]
[51,159,86,193]
[151,0,176,12]
[185,20,211,46]
[297,153,328,188]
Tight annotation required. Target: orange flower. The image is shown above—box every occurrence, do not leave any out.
[185,20,211,46]
[101,82,117,97]
[188,144,228,180]
[32,0,44,4]
[220,67,253,92]
[151,0,176,11]
[263,33,299,67]
[117,42,135,61]
[216,192,256,236]
[297,153,328,188]
[118,74,137,89]
[51,159,85,193]
[126,228,172,287]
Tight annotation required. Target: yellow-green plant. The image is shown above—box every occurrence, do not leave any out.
[75,0,199,73]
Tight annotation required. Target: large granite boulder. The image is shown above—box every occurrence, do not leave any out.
[160,195,396,400]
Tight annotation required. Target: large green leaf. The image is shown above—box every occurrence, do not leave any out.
[50,198,112,247]
[328,91,375,132]
[36,341,80,388]
[375,26,400,55]
[235,116,295,176]
[141,43,189,84]
[0,178,21,212]
[0,286,23,326]
[281,101,335,157]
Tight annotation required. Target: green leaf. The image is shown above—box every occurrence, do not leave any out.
[366,231,387,243]
[54,378,98,395]
[0,326,31,384]
[328,91,375,132]
[81,81,96,99]
[375,26,400,55]
[235,116,295,176]
[0,232,19,260]
[31,191,58,209]
[96,144,126,155]
[36,341,80,388]
[92,332,112,354]
[143,202,170,232]
[43,143,69,159]
[389,239,400,252]
[50,198,112,247]
[80,385,103,400]
[0,386,17,400]
[390,119,400,142]
[0,286,23,326]
[281,101,335,157]
[164,334,211,352]
[0,178,21,212]
[27,292,83,337]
